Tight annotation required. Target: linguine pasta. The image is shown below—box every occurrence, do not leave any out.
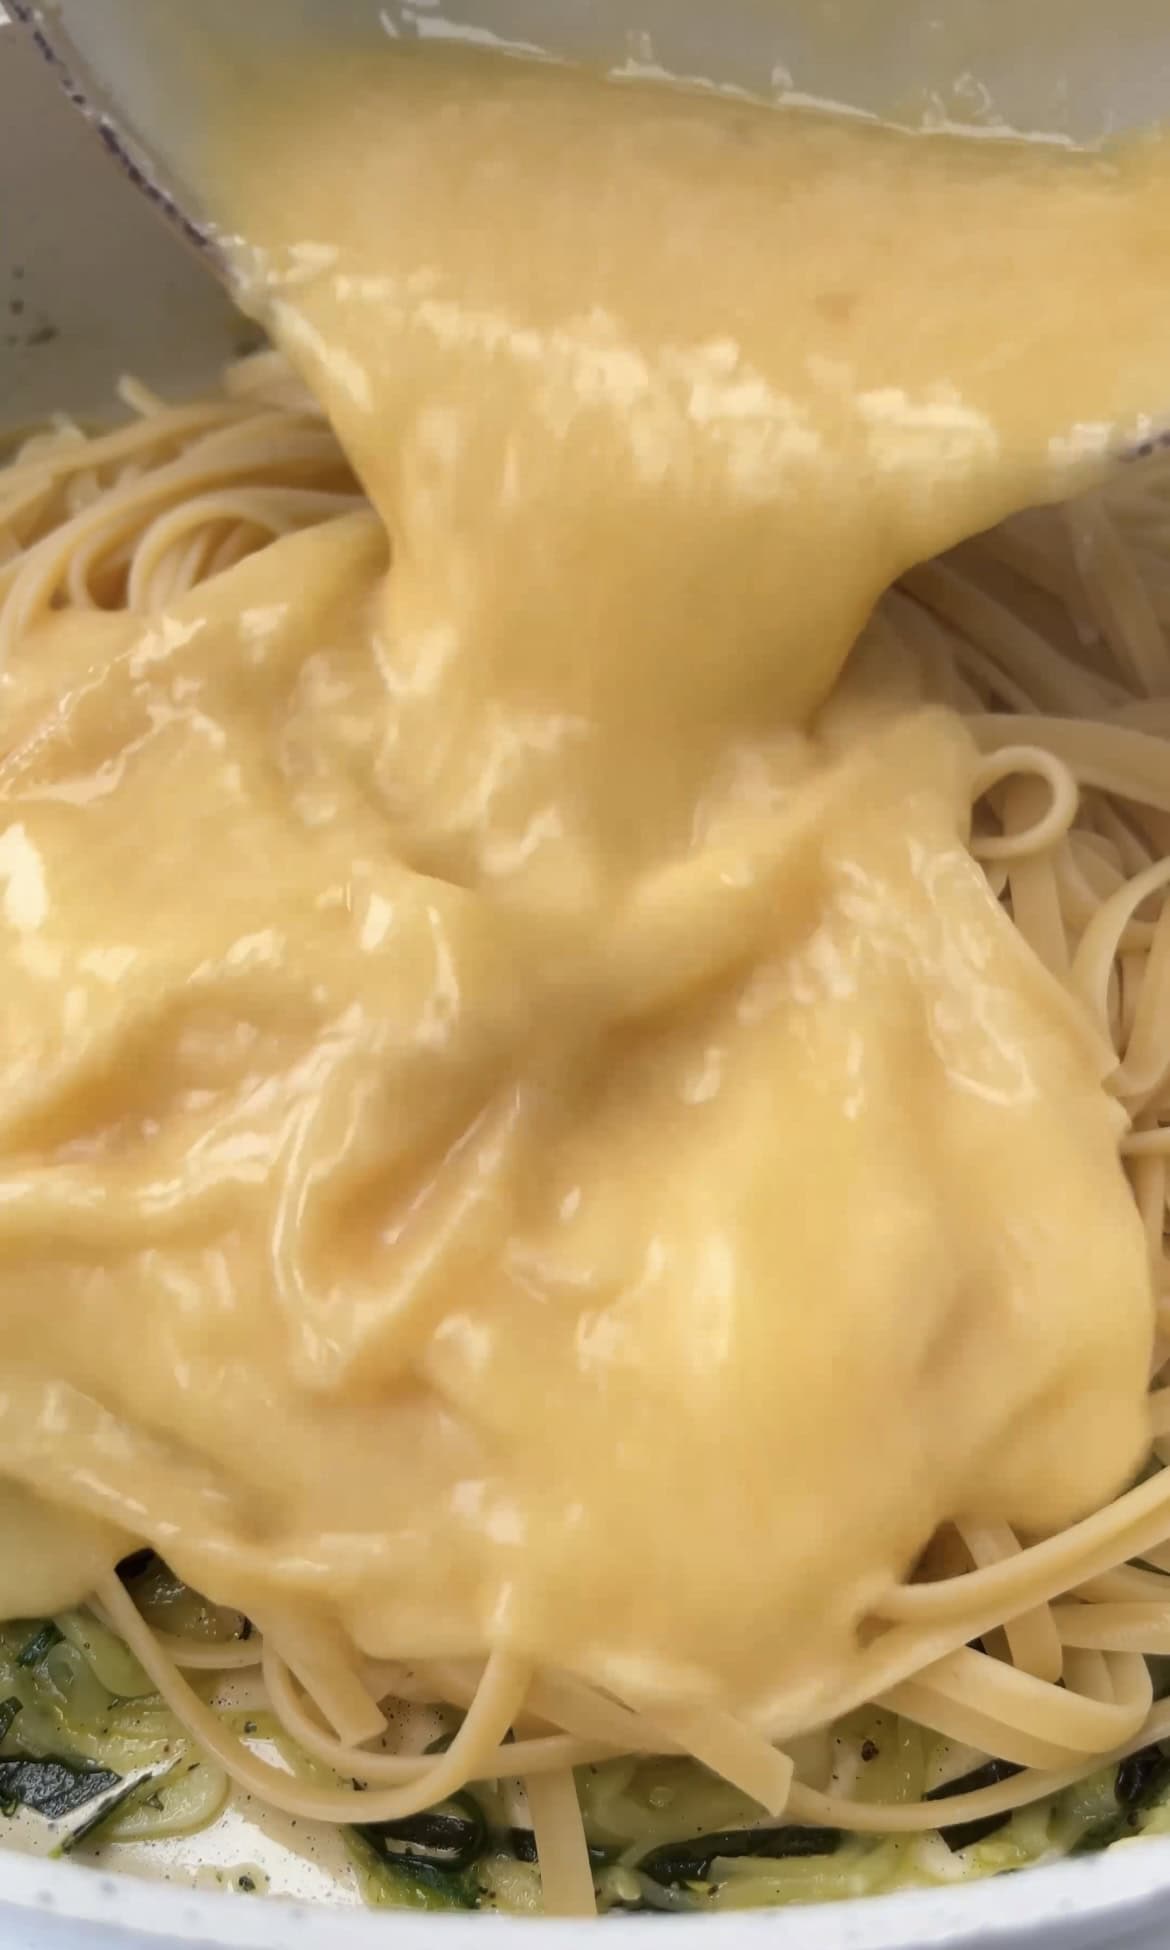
[3,355,1170,1909]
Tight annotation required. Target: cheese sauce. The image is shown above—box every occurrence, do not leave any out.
[1,45,1167,1729]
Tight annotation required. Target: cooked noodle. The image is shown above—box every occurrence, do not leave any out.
[4,354,1170,1909]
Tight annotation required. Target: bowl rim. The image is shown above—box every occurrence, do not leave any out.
[3,1836,1170,1947]
[5,0,210,254]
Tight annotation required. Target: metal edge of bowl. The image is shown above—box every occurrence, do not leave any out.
[7,0,210,252]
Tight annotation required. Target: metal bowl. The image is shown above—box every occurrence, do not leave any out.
[12,0,1170,252]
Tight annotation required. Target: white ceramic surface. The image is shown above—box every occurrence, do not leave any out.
[5,6,1170,1947]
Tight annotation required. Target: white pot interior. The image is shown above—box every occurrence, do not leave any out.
[0,8,239,431]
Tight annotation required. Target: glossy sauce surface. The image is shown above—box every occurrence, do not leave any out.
[0,47,1166,1723]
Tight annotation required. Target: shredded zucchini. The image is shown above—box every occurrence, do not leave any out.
[2,1578,1170,1914]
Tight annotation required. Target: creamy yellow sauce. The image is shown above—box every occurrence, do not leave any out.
[1,46,1167,1727]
